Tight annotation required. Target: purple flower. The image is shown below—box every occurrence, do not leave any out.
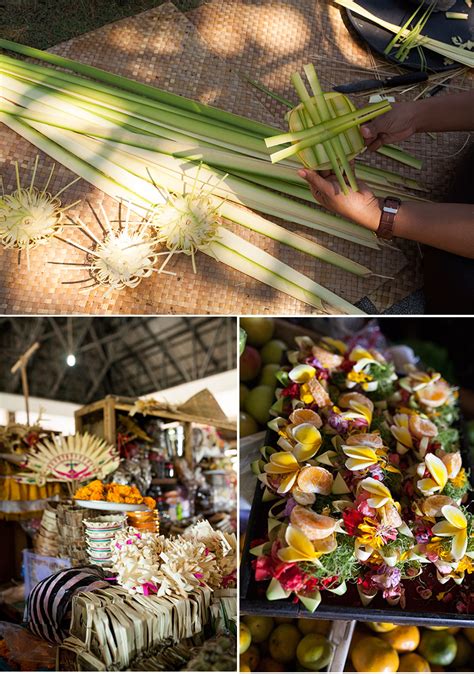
[328,413,349,434]
[283,497,298,518]
[194,572,204,579]
[371,565,401,591]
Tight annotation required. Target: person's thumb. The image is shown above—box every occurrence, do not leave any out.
[361,122,377,141]
[298,169,330,195]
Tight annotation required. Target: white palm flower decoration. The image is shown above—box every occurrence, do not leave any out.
[432,505,469,561]
[54,201,169,293]
[14,432,119,489]
[151,167,224,274]
[0,156,79,268]
[417,453,448,495]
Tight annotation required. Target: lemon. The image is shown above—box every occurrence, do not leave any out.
[240,623,252,654]
[242,616,274,644]
[269,624,301,664]
[240,645,260,671]
[296,633,333,671]
[367,622,397,633]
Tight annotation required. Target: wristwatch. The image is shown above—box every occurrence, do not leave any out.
[377,197,401,241]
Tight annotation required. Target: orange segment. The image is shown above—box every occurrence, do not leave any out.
[290,504,337,540]
[297,466,334,495]
[409,415,438,439]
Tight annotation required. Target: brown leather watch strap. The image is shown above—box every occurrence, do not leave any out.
[377,197,401,241]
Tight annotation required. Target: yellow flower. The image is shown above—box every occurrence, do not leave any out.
[451,468,467,489]
[347,371,373,384]
[261,452,301,494]
[288,423,322,462]
[300,382,314,405]
[427,540,451,561]
[357,518,387,550]
[432,505,468,561]
[457,556,474,574]
[390,414,413,453]
[342,444,385,472]
[277,524,322,563]
[359,477,393,509]
[417,454,448,495]
[289,364,316,383]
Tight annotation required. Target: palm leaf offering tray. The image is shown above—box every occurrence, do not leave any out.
[241,328,474,625]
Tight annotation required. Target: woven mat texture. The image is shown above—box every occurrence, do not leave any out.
[0,1,471,314]
[187,0,473,311]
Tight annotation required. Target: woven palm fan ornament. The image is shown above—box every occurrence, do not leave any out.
[0,156,80,269]
[53,200,168,294]
[14,432,120,494]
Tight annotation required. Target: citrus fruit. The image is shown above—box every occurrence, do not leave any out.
[273,617,294,624]
[452,634,472,667]
[419,631,457,666]
[296,633,333,671]
[240,411,258,437]
[240,318,274,347]
[240,623,252,654]
[239,666,251,672]
[242,616,274,644]
[240,384,249,407]
[244,385,274,424]
[260,339,287,365]
[352,636,399,672]
[398,653,431,672]
[464,627,474,644]
[259,656,286,671]
[298,618,331,636]
[367,622,397,633]
[269,624,301,664]
[240,644,260,671]
[382,625,420,652]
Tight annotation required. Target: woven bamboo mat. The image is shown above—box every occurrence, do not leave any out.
[0,2,464,314]
[187,0,473,311]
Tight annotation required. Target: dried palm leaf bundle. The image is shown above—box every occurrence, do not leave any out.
[0,156,79,268]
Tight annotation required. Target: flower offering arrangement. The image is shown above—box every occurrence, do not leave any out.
[248,331,473,617]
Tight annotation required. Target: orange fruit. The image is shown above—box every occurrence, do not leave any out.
[382,625,420,652]
[296,466,333,495]
[243,616,274,643]
[290,505,337,540]
[352,636,399,672]
[240,645,260,671]
[298,618,331,636]
[259,657,286,672]
[452,634,472,667]
[240,666,251,672]
[398,653,431,672]
[416,381,450,408]
[409,415,438,438]
[419,631,457,666]
[464,627,474,644]
[240,623,252,654]
[367,622,397,633]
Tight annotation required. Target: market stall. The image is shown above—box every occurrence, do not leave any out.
[0,317,237,672]
[239,317,474,672]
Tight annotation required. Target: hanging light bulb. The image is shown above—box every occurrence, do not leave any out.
[66,354,76,367]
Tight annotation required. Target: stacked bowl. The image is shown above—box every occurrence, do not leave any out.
[84,514,127,569]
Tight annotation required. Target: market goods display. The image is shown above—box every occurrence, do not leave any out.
[56,501,92,565]
[240,615,336,672]
[247,329,473,616]
[34,501,60,557]
[348,620,474,672]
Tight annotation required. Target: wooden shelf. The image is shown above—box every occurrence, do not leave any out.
[151,478,178,486]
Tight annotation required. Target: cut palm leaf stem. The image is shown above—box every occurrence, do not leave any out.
[0,39,280,137]
[0,115,364,315]
[265,99,391,148]
[240,73,296,108]
[334,0,474,67]
[210,228,366,315]
[291,71,350,194]
[445,12,468,18]
[384,1,424,56]
[1,66,423,178]
[0,67,270,157]
[377,144,423,170]
[395,3,436,64]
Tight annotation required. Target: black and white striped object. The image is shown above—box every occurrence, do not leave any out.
[26,565,110,644]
